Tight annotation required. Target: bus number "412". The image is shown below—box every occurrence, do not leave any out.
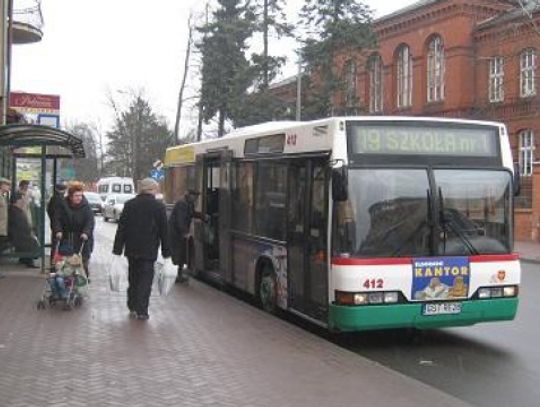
[363,278,384,289]
[286,134,297,146]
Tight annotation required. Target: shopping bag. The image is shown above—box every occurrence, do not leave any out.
[156,257,177,296]
[108,255,127,292]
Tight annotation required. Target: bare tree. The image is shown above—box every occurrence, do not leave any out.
[174,13,194,144]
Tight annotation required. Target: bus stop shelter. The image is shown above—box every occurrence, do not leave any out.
[0,124,85,272]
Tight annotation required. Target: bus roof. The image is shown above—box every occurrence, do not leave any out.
[164,116,506,167]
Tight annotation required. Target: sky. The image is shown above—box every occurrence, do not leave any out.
[11,0,418,138]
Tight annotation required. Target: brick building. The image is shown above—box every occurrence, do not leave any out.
[271,0,540,240]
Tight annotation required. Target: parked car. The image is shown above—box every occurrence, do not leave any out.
[85,192,103,214]
[102,194,135,222]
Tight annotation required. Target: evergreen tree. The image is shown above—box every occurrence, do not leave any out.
[198,0,256,137]
[252,0,292,88]
[299,0,375,119]
[105,94,172,180]
[64,122,99,183]
[230,0,293,127]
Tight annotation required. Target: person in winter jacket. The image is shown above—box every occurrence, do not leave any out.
[9,192,39,267]
[168,189,206,284]
[47,183,67,261]
[113,178,171,320]
[0,177,10,255]
[53,182,95,278]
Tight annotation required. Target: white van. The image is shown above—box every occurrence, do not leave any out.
[97,177,135,200]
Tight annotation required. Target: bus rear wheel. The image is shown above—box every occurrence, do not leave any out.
[259,267,277,314]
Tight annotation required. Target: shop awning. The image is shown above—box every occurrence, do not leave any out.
[0,124,85,158]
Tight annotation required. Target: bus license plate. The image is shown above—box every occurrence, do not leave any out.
[423,302,462,316]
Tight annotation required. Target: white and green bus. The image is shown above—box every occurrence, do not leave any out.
[163,117,520,332]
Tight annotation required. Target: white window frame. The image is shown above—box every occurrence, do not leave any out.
[520,49,536,98]
[489,56,504,103]
[369,55,383,113]
[519,130,535,177]
[397,45,413,108]
[344,60,357,108]
[427,36,445,102]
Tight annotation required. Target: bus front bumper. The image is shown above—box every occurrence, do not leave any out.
[328,298,519,332]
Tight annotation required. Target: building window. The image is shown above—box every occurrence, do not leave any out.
[489,56,504,103]
[427,36,444,102]
[520,49,536,98]
[344,59,357,109]
[397,45,413,108]
[519,130,534,177]
[368,54,383,113]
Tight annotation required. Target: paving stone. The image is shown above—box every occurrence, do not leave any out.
[0,221,474,407]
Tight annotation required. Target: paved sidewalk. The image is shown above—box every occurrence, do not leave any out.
[0,246,473,406]
[516,240,540,263]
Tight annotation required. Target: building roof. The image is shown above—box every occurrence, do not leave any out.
[476,1,540,30]
[375,0,442,24]
[269,75,298,90]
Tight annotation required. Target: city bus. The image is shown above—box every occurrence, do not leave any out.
[163,117,520,332]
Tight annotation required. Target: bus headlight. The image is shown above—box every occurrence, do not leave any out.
[336,291,401,306]
[383,292,399,303]
[353,293,368,305]
[477,285,518,299]
[368,293,384,304]
[490,287,503,298]
[478,288,491,299]
[503,286,517,297]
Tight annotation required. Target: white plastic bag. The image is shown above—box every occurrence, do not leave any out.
[155,257,177,296]
[108,255,128,292]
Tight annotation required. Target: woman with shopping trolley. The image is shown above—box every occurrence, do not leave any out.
[53,182,95,280]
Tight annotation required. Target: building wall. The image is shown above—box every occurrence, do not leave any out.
[271,0,540,240]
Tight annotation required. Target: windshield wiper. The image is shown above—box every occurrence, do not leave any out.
[438,187,479,255]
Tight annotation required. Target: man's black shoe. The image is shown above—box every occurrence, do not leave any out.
[136,314,150,320]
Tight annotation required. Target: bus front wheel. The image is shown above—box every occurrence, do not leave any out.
[259,267,277,314]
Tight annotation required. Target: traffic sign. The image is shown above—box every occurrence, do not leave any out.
[150,168,164,181]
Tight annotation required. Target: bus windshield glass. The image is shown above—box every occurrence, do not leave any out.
[334,169,512,258]
[433,169,512,255]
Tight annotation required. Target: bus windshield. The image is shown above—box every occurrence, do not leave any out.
[334,168,512,258]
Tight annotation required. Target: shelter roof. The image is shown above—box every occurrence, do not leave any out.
[0,124,85,158]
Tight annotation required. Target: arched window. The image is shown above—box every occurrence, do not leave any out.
[427,36,444,102]
[519,130,535,176]
[396,45,412,108]
[368,54,383,113]
[520,48,536,97]
[343,59,357,108]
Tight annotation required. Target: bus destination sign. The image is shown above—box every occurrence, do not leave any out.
[349,125,498,157]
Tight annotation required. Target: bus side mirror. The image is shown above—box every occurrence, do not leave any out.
[332,166,348,201]
[513,163,521,196]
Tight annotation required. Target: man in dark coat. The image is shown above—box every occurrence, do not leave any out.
[168,189,206,284]
[9,192,39,267]
[113,178,171,320]
[53,183,95,277]
[47,183,67,260]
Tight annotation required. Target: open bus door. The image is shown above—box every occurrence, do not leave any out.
[193,150,233,281]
